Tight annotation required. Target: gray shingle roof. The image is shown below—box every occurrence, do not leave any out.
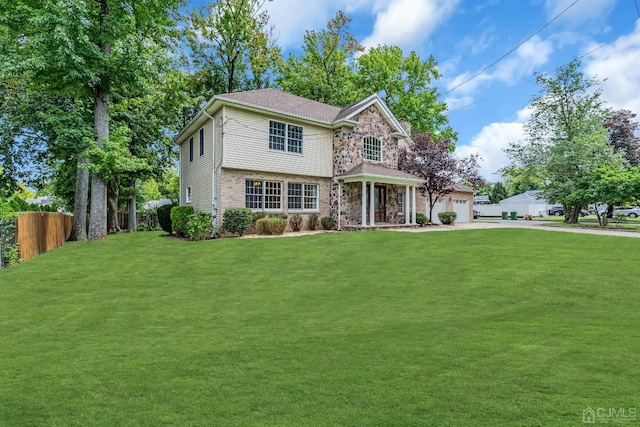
[338,161,421,181]
[217,88,342,124]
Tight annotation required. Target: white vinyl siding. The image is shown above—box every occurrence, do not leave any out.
[180,115,217,213]
[223,108,333,177]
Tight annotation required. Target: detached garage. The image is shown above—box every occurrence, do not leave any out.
[417,183,475,224]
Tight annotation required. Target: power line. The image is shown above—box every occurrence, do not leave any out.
[440,0,581,97]
[635,0,640,19]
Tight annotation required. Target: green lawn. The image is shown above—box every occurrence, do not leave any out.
[1,230,639,426]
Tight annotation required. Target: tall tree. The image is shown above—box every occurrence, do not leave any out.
[1,0,184,241]
[187,0,280,95]
[276,11,362,106]
[503,59,613,223]
[354,45,455,140]
[399,132,485,222]
[489,182,508,204]
[603,109,640,167]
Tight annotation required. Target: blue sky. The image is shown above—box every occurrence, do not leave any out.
[190,0,640,181]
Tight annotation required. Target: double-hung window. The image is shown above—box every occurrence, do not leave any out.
[288,183,318,211]
[246,180,282,210]
[199,127,205,156]
[398,192,404,214]
[363,136,381,161]
[269,120,303,154]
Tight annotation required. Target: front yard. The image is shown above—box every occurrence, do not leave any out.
[1,230,638,426]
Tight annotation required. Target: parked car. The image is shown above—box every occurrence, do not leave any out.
[548,205,589,216]
[612,206,640,218]
[473,209,479,219]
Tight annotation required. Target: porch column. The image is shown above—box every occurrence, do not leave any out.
[369,181,375,226]
[405,185,410,225]
[361,181,367,227]
[412,186,417,224]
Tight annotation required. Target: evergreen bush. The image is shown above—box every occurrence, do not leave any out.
[170,206,194,236]
[222,207,253,236]
[157,203,176,234]
[438,211,457,225]
[321,216,336,230]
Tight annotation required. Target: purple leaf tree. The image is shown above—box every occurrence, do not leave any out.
[399,132,485,222]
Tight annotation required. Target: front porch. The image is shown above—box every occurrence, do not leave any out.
[335,162,424,230]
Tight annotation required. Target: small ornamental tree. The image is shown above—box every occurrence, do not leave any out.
[399,132,485,222]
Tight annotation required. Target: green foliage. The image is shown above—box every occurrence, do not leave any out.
[276,11,362,106]
[308,213,319,231]
[186,212,212,241]
[438,211,457,225]
[222,207,253,237]
[320,216,336,230]
[489,182,509,203]
[157,203,176,235]
[289,213,303,232]
[3,242,20,266]
[170,206,194,237]
[252,211,267,222]
[268,213,288,220]
[255,218,287,235]
[354,45,455,139]
[415,213,428,225]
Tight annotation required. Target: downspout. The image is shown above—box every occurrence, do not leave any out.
[202,109,217,238]
[333,177,341,231]
[179,148,182,206]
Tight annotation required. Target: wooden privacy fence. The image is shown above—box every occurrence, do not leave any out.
[17,212,73,262]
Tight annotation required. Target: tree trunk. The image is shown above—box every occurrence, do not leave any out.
[88,84,109,242]
[72,156,89,241]
[128,182,137,233]
[107,180,120,234]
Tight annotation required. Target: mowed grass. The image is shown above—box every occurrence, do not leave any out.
[1,230,639,426]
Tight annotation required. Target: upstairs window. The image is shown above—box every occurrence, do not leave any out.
[269,120,303,154]
[199,127,205,156]
[189,137,194,162]
[363,136,381,162]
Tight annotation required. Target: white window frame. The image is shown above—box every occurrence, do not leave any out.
[363,135,381,162]
[186,186,192,204]
[398,192,404,214]
[269,120,303,154]
[245,179,282,211]
[288,183,319,211]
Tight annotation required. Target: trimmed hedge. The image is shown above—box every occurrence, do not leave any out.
[321,216,336,230]
[157,204,176,234]
[438,211,457,225]
[256,218,288,235]
[170,206,194,236]
[222,207,253,236]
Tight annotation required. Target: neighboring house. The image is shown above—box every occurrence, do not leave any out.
[474,190,550,217]
[473,195,490,205]
[173,88,475,232]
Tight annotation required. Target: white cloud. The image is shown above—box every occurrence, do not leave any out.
[545,0,616,27]
[446,35,553,96]
[361,0,459,51]
[584,20,640,116]
[455,108,529,181]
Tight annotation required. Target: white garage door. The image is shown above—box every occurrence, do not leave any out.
[428,200,444,224]
[453,199,469,223]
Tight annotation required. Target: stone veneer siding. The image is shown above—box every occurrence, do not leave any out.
[219,168,331,230]
[330,106,402,224]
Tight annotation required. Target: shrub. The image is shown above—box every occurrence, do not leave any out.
[321,216,336,230]
[256,218,288,235]
[289,213,303,232]
[222,207,253,236]
[308,213,319,231]
[252,210,267,223]
[186,212,213,241]
[438,211,457,225]
[268,213,288,220]
[416,213,428,225]
[170,206,194,237]
[157,204,176,234]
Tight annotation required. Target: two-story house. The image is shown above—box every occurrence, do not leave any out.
[173,88,474,233]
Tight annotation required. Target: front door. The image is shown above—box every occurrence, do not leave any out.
[374,185,386,223]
